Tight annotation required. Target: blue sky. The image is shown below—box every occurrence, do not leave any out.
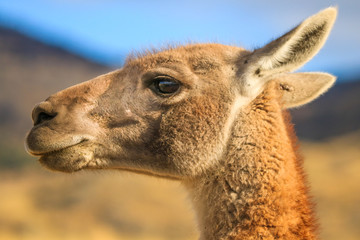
[0,0,359,80]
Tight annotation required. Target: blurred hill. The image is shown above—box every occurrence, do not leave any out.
[0,26,111,141]
[291,80,360,140]
[0,26,359,240]
[0,26,111,168]
[1,26,359,144]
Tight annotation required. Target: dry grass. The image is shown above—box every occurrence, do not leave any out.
[303,131,360,240]
[0,167,198,240]
[0,131,359,240]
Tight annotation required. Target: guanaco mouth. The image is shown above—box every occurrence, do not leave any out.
[26,138,89,157]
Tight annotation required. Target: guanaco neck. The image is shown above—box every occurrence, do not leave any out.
[184,84,318,240]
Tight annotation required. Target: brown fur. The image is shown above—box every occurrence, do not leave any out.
[25,8,337,240]
[184,83,318,239]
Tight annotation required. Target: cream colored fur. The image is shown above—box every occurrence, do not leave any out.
[277,72,336,108]
[239,7,337,101]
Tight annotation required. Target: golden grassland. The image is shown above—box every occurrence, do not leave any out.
[302,131,360,240]
[0,132,359,240]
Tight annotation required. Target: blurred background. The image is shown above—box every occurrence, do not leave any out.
[0,0,359,239]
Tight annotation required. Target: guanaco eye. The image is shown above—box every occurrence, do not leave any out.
[151,77,180,95]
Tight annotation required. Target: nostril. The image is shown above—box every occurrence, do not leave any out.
[35,112,56,126]
[32,101,57,126]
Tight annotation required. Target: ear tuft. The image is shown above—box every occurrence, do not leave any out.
[238,7,337,100]
[257,7,337,75]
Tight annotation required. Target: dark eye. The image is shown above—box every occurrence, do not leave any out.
[151,76,180,95]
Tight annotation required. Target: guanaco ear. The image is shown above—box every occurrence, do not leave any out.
[276,72,336,108]
[240,7,337,98]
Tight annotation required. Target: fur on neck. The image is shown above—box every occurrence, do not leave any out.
[184,82,318,240]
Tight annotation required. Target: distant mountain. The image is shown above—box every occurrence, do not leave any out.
[291,80,360,140]
[0,25,359,143]
[0,26,111,140]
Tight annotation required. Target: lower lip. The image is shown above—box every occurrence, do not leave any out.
[29,139,88,157]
